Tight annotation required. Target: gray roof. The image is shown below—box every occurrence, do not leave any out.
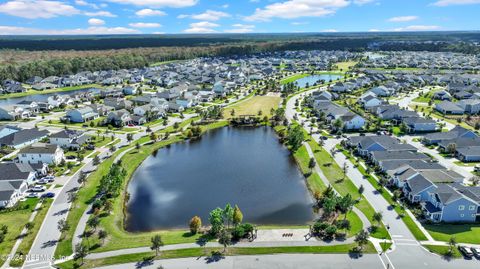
[18,143,59,155]
[372,151,430,162]
[405,174,433,195]
[0,163,33,181]
[0,128,49,147]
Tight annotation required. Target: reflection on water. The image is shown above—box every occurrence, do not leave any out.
[126,126,314,232]
[294,74,343,88]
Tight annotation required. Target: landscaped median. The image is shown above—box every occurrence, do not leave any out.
[337,145,429,241]
[55,243,376,269]
[304,137,390,240]
[423,244,462,259]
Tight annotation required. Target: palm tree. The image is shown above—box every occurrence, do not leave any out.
[218,229,232,252]
[354,229,370,252]
[74,243,88,265]
[151,235,164,256]
[372,212,383,227]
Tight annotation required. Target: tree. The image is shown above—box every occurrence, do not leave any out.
[471,176,480,186]
[1,224,8,235]
[338,193,354,220]
[223,203,234,229]
[447,236,457,256]
[218,229,232,252]
[0,233,4,244]
[286,125,304,152]
[372,212,383,227]
[209,208,224,236]
[126,133,133,143]
[98,230,108,245]
[57,219,70,238]
[74,243,88,265]
[354,229,370,251]
[77,171,87,186]
[333,118,344,132]
[230,109,235,117]
[189,216,202,234]
[446,143,457,156]
[150,132,157,141]
[87,217,100,232]
[150,235,164,256]
[103,199,113,214]
[308,157,316,172]
[233,205,243,226]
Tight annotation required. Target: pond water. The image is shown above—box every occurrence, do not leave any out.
[0,87,100,106]
[126,126,314,232]
[294,74,343,88]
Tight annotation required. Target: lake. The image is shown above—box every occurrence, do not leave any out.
[0,87,101,106]
[126,126,314,232]
[294,74,343,88]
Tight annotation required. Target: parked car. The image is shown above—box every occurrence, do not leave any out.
[41,192,55,198]
[30,186,46,192]
[26,192,38,198]
[471,247,480,258]
[44,175,55,180]
[458,246,474,258]
[36,179,48,185]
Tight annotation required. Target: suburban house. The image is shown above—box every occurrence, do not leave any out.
[66,107,99,123]
[0,125,21,140]
[435,101,464,115]
[18,143,64,165]
[0,162,44,207]
[50,130,89,150]
[106,109,132,127]
[455,146,480,162]
[433,90,452,101]
[314,101,366,131]
[0,128,49,149]
[423,126,478,145]
[346,135,417,157]
[402,117,438,133]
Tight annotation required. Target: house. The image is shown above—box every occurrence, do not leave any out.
[456,146,480,162]
[315,101,366,131]
[18,143,64,165]
[50,130,89,150]
[0,106,29,121]
[133,104,165,118]
[66,107,99,123]
[346,135,417,157]
[106,109,132,127]
[0,125,21,140]
[370,151,430,166]
[104,97,132,110]
[123,86,137,95]
[402,117,438,133]
[370,85,394,97]
[0,128,49,149]
[423,126,477,145]
[433,90,452,101]
[422,184,480,223]
[435,101,464,115]
[457,99,480,115]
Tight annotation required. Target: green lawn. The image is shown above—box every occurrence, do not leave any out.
[293,145,362,237]
[9,199,53,267]
[56,243,375,269]
[0,84,102,100]
[423,245,462,259]
[424,224,480,244]
[223,96,281,119]
[280,73,310,85]
[333,61,358,71]
[0,199,41,267]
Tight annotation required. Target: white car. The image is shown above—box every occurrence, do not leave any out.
[30,186,46,192]
[26,192,38,198]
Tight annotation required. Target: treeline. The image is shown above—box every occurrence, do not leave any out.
[0,38,372,81]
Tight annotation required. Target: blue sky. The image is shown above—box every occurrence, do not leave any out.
[0,0,478,35]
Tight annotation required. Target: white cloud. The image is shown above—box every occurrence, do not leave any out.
[0,0,80,19]
[135,8,166,17]
[353,0,374,5]
[225,24,255,33]
[183,21,219,33]
[129,22,162,28]
[368,28,380,32]
[221,4,229,8]
[322,29,338,32]
[84,11,117,17]
[106,0,198,8]
[432,0,480,6]
[0,25,140,35]
[245,0,349,21]
[393,25,441,31]
[75,0,99,9]
[388,16,418,22]
[88,18,105,26]
[152,31,165,34]
[181,10,230,21]
[291,21,309,25]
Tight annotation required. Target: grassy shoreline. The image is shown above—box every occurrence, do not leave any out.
[0,84,102,99]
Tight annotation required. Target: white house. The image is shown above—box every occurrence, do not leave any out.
[18,143,64,165]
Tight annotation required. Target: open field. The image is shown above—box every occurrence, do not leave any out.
[334,61,357,71]
[223,96,281,119]
[56,243,375,269]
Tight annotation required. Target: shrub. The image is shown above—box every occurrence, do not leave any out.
[232,226,246,240]
[312,221,329,235]
[324,225,337,239]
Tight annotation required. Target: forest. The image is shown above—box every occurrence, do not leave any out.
[0,32,479,82]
